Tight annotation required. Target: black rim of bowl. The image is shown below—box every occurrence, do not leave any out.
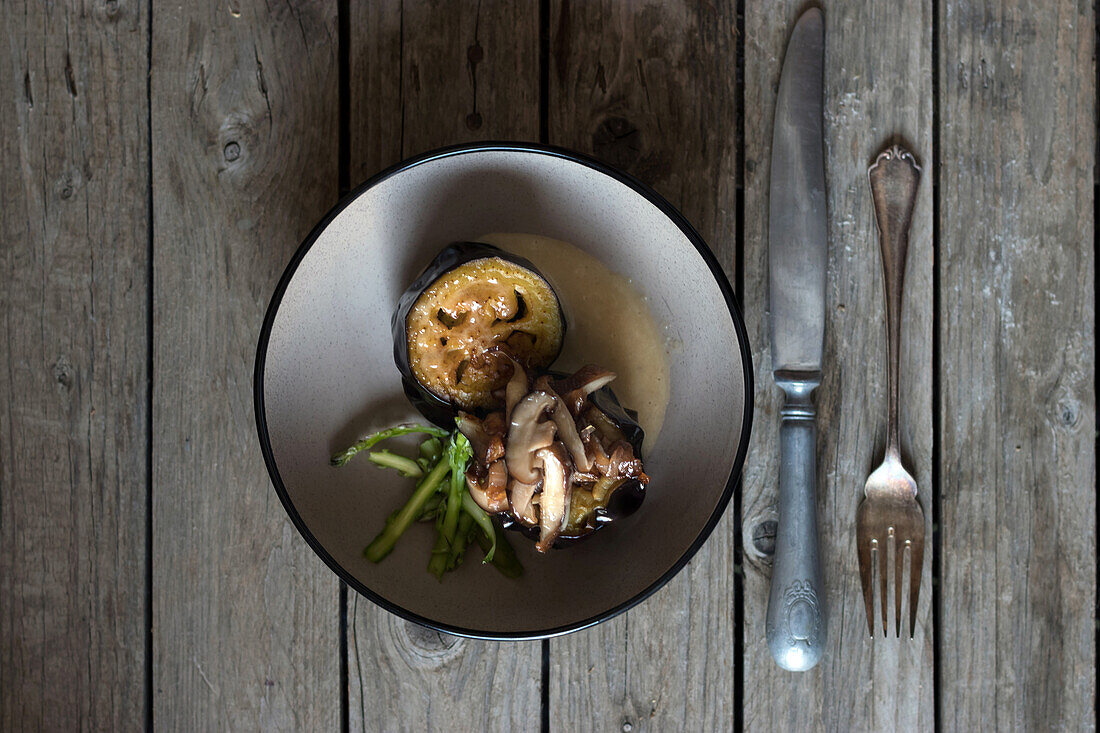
[253,141,755,641]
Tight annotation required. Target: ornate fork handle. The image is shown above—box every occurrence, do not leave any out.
[868,145,921,467]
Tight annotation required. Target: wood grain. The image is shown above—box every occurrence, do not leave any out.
[742,2,934,729]
[348,0,539,187]
[346,3,542,731]
[150,2,341,730]
[0,2,148,730]
[545,2,739,729]
[938,0,1096,729]
[1,2,1095,728]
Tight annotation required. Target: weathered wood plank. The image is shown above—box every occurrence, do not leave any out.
[346,3,542,731]
[348,0,540,185]
[546,2,738,729]
[0,2,149,730]
[743,2,934,729]
[151,2,341,729]
[939,0,1095,729]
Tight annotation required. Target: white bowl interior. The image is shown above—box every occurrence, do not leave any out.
[261,148,748,635]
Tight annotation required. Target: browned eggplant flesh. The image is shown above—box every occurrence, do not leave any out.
[400,244,564,413]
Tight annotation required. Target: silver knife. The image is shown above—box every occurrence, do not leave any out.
[765,7,827,672]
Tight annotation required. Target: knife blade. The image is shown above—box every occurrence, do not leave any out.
[769,8,827,372]
[764,7,827,672]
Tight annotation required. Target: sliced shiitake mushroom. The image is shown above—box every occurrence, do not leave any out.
[535,444,572,552]
[456,412,506,465]
[505,391,557,483]
[553,364,617,416]
[508,478,540,527]
[480,368,650,549]
[465,460,509,513]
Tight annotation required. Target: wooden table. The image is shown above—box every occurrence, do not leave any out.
[2,1,1094,730]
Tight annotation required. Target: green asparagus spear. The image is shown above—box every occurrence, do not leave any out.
[331,424,448,467]
[419,437,443,464]
[367,449,424,478]
[349,421,519,580]
[363,457,450,563]
[447,512,475,570]
[475,523,523,578]
[460,492,498,563]
[427,433,472,579]
[417,493,444,522]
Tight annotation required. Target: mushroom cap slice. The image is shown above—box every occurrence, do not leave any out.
[465,460,510,514]
[456,412,506,465]
[535,444,572,553]
[503,355,529,423]
[547,398,591,473]
[508,478,540,527]
[506,391,557,483]
[553,365,617,416]
[532,375,592,473]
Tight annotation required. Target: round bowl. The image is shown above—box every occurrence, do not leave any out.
[254,142,752,639]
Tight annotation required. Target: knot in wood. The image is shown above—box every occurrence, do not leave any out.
[1051,390,1081,431]
[55,169,83,200]
[750,518,777,557]
[592,116,642,170]
[53,357,74,391]
[400,620,462,661]
[218,115,255,171]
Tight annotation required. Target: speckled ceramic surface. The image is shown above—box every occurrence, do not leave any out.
[255,143,753,639]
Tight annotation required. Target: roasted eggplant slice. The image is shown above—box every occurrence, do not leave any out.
[393,242,565,425]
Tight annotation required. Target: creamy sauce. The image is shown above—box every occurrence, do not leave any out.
[479,233,670,452]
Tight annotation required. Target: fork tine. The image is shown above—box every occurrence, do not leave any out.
[895,536,905,637]
[880,529,892,636]
[858,535,875,637]
[908,536,924,639]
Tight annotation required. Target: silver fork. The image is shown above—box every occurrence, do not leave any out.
[856,145,925,638]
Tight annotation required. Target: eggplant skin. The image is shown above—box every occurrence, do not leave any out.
[393,242,566,426]
[586,381,645,457]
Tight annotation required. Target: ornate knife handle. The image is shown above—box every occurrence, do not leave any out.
[765,370,826,671]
